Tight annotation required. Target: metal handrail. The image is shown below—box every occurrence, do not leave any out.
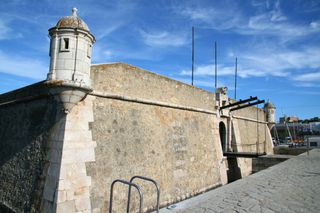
[127,176,160,213]
[109,179,143,213]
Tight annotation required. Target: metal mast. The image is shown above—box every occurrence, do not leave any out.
[234,57,238,99]
[215,41,217,90]
[192,26,194,86]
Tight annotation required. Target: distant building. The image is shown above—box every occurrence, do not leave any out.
[279,116,299,124]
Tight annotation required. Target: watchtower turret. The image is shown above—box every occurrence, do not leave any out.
[47,8,95,87]
[46,8,95,113]
[263,101,276,129]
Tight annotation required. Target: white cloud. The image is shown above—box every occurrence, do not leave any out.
[95,24,124,40]
[310,21,320,29]
[243,14,317,40]
[181,65,233,76]
[270,0,287,22]
[177,3,242,30]
[139,30,188,47]
[179,7,216,23]
[242,46,320,74]
[280,89,320,96]
[0,51,47,79]
[0,18,22,40]
[292,72,320,82]
[180,63,271,79]
[172,76,228,89]
[179,45,320,81]
[243,1,319,40]
[0,20,11,40]
[176,0,319,42]
[92,42,163,63]
[294,82,320,87]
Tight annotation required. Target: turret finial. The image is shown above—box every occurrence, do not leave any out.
[72,7,78,16]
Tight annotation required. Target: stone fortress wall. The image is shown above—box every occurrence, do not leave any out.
[0,7,274,212]
[0,62,273,213]
[86,63,224,212]
[84,63,273,212]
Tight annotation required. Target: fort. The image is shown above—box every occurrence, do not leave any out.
[0,9,276,213]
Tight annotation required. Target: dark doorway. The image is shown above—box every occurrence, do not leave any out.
[219,121,242,183]
[219,122,226,152]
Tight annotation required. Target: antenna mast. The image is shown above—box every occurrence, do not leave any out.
[192,26,195,86]
[215,41,217,90]
[234,57,238,99]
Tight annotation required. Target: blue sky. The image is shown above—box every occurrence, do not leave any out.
[0,0,319,120]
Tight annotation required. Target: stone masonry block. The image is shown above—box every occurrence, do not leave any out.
[41,200,54,213]
[59,163,87,180]
[74,186,90,197]
[43,185,55,202]
[50,140,64,149]
[49,148,62,163]
[75,197,91,212]
[56,190,67,203]
[56,69,73,80]
[56,200,76,213]
[61,148,95,163]
[66,189,75,201]
[63,130,92,142]
[48,163,61,178]
[45,174,58,191]
[65,119,90,130]
[72,177,92,189]
[92,208,101,213]
[64,59,75,69]
[63,140,96,149]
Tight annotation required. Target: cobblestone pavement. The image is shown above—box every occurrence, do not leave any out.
[160,149,320,213]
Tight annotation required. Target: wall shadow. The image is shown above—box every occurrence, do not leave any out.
[226,157,242,183]
[222,121,242,183]
[0,95,66,212]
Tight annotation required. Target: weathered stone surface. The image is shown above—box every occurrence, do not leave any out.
[54,95,96,213]
[87,97,222,212]
[91,63,216,110]
[0,89,62,212]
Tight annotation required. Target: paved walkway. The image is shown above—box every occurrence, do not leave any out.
[160,149,320,213]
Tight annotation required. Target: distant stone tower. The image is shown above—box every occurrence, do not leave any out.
[263,101,276,129]
[46,8,95,113]
[47,7,95,87]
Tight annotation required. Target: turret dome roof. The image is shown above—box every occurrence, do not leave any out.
[264,101,275,109]
[55,8,90,31]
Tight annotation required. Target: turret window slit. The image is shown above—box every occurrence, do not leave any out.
[60,38,70,52]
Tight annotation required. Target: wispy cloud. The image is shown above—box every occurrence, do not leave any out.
[180,63,271,79]
[241,14,318,41]
[292,72,320,82]
[175,0,319,42]
[294,82,320,88]
[280,89,320,96]
[176,2,242,30]
[310,20,320,29]
[0,51,47,79]
[93,42,163,63]
[0,18,23,40]
[95,24,124,40]
[180,65,233,76]
[241,46,320,75]
[139,29,188,47]
[172,76,228,89]
[179,45,320,81]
